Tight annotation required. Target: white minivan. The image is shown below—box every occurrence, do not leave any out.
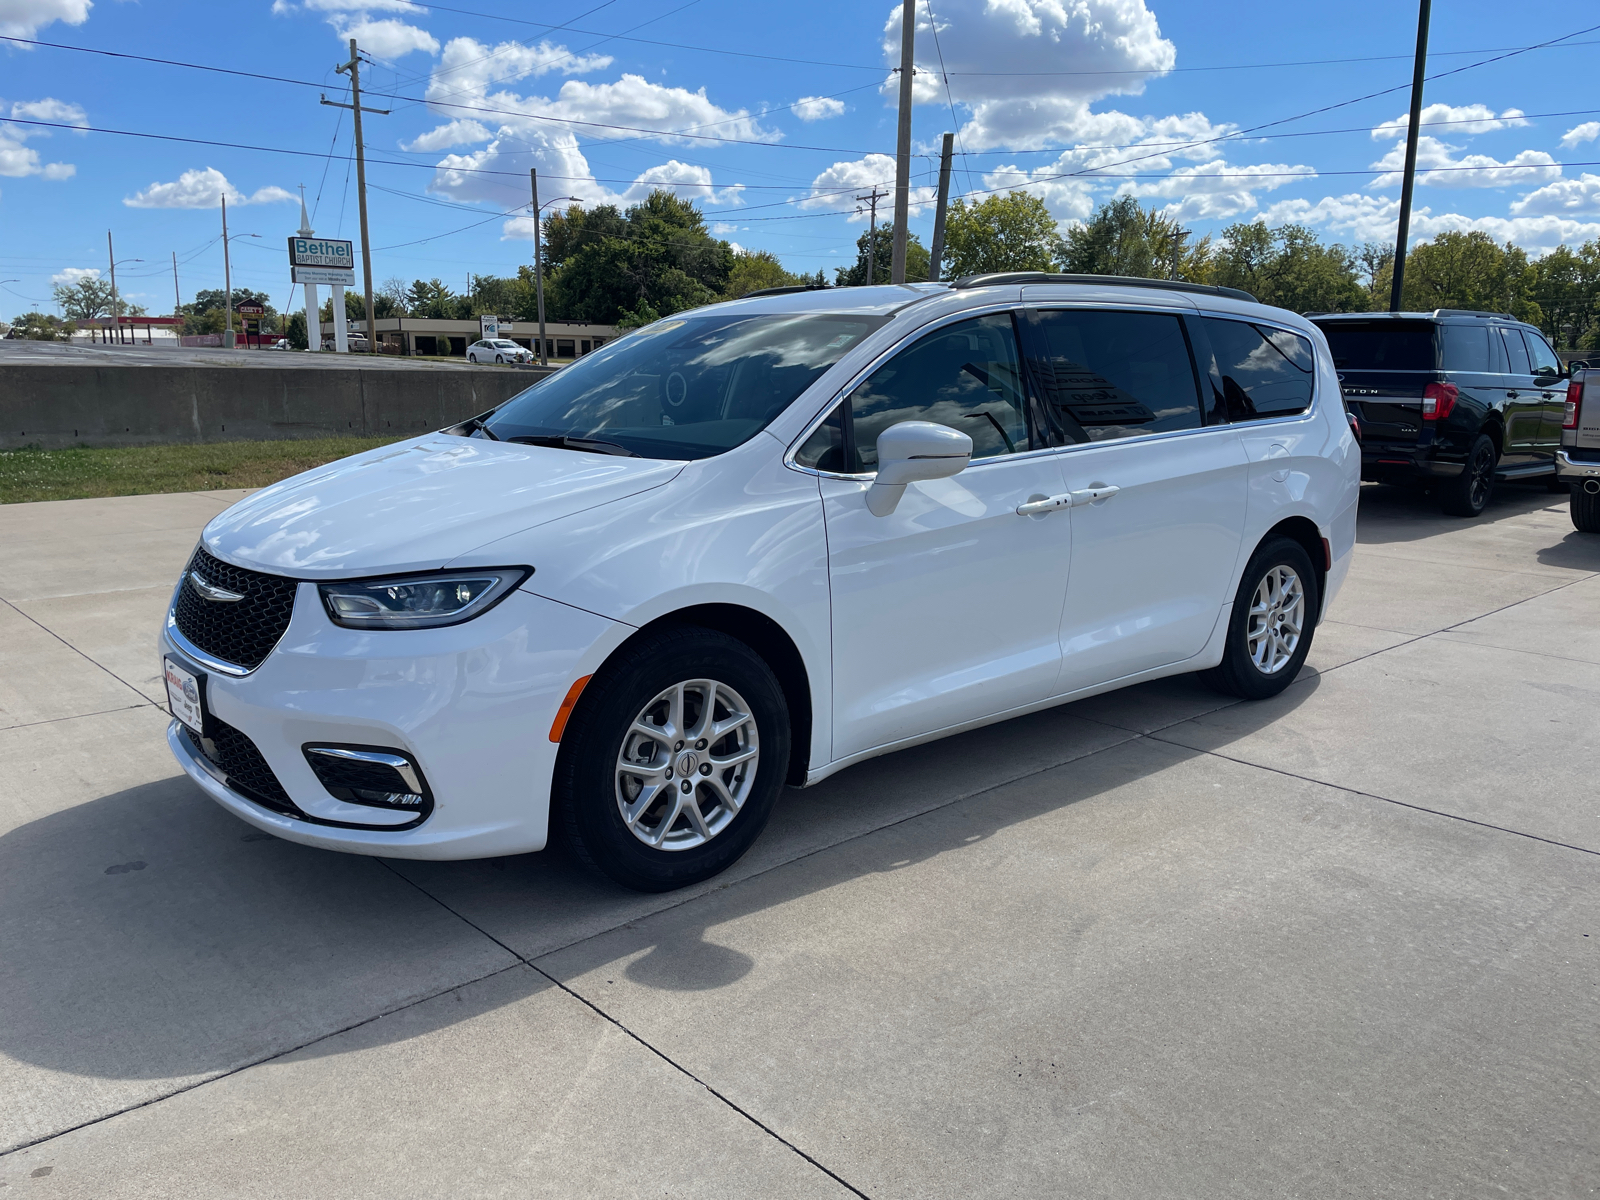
[161,275,1359,891]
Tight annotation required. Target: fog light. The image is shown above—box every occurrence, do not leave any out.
[303,745,432,812]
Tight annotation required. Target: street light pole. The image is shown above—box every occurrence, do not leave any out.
[528,171,578,368]
[172,251,181,316]
[890,0,916,283]
[221,194,235,348]
[1389,0,1432,312]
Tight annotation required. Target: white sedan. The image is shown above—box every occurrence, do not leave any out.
[160,277,1359,891]
[467,338,533,364]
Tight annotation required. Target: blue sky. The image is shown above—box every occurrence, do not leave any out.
[3,0,1598,319]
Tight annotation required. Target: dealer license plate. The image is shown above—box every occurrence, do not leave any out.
[163,657,205,736]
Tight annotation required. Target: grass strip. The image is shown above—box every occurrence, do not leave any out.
[0,437,406,504]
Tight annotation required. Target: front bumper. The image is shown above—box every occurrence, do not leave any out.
[1555,448,1600,482]
[162,584,622,859]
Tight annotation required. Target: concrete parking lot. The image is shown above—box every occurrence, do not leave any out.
[1,481,1596,1197]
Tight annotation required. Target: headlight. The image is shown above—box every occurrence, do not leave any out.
[318,568,529,630]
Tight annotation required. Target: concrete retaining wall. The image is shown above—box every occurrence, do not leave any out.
[0,364,554,449]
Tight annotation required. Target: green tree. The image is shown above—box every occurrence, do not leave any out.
[834,223,930,286]
[1389,231,1542,325]
[545,191,734,323]
[722,249,810,300]
[1209,221,1366,313]
[941,191,1060,278]
[1057,196,1206,280]
[7,311,76,340]
[284,310,309,351]
[1527,240,1600,349]
[52,277,116,322]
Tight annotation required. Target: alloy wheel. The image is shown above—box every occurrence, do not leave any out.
[615,678,759,850]
[1467,442,1495,511]
[1246,564,1305,675]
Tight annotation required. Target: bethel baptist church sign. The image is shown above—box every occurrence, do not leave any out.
[287,236,356,286]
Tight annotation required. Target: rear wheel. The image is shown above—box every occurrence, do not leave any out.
[1203,536,1318,701]
[1573,484,1600,533]
[1441,434,1497,517]
[554,627,789,892]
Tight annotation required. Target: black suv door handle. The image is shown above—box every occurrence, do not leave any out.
[1506,390,1520,398]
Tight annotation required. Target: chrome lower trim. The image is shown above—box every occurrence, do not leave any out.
[1556,449,1600,479]
[305,746,424,795]
[165,607,254,676]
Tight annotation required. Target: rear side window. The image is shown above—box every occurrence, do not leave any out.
[1019,308,1203,443]
[1497,327,1531,374]
[1203,318,1316,422]
[1318,323,1435,371]
[1439,325,1492,373]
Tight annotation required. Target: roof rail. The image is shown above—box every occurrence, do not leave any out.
[948,271,1257,303]
[1432,308,1516,320]
[741,283,832,299]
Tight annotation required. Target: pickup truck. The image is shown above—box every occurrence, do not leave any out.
[1559,366,1599,532]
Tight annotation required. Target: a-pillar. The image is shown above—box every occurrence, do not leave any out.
[331,284,349,353]
[304,282,320,351]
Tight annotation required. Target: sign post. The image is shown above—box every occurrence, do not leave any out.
[236,300,265,349]
[289,237,355,351]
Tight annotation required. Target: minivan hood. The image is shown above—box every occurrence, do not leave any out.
[202,434,684,578]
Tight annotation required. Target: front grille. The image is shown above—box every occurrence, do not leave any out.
[173,546,298,671]
[185,721,301,817]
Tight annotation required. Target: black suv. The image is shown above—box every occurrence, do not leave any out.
[1309,310,1569,516]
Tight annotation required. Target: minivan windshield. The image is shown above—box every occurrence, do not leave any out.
[1318,322,1436,371]
[479,311,888,460]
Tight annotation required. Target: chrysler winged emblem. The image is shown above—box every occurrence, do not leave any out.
[189,570,245,603]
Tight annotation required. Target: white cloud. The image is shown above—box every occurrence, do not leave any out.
[0,105,76,180]
[277,0,421,12]
[1371,103,1529,141]
[880,0,1176,150]
[1510,173,1600,217]
[425,36,613,102]
[499,161,744,241]
[1129,159,1315,221]
[400,118,491,152]
[332,17,437,58]
[9,97,88,130]
[793,96,846,121]
[709,222,739,234]
[0,0,90,39]
[123,167,295,208]
[1560,122,1600,149]
[50,266,99,286]
[797,153,938,219]
[1260,190,1600,253]
[1370,137,1561,189]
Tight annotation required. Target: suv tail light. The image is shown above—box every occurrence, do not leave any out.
[1565,378,1585,430]
[1421,382,1458,421]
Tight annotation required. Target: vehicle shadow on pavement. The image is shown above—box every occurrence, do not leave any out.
[1535,530,1600,572]
[0,674,1317,1086]
[1354,481,1565,546]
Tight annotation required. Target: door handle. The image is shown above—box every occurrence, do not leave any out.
[1507,391,1520,398]
[1016,493,1072,516]
[1069,484,1120,506]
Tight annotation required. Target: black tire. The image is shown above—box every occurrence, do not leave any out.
[495,354,504,364]
[1202,536,1319,701]
[1546,471,1569,494]
[554,627,789,892]
[1441,433,1497,516]
[1573,485,1600,534]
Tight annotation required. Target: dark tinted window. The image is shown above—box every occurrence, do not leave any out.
[1523,330,1562,375]
[1021,309,1202,443]
[1318,322,1435,371]
[1497,326,1531,375]
[482,312,886,460]
[1203,318,1316,421]
[1439,324,1491,373]
[848,313,1034,469]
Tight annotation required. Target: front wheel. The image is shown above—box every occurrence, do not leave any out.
[494,354,504,364]
[1203,536,1319,700]
[554,628,790,892]
[1573,484,1600,533]
[1441,433,1497,517]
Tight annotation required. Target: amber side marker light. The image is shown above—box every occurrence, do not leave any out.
[548,674,594,743]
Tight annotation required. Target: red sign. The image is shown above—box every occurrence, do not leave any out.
[237,302,265,315]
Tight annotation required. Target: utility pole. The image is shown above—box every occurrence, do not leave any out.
[106,230,120,345]
[221,194,235,348]
[324,39,390,351]
[531,168,548,367]
[890,0,916,283]
[855,187,888,285]
[172,251,181,315]
[1389,0,1431,313]
[927,132,954,281]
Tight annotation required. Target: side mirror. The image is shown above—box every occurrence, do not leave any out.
[865,421,973,517]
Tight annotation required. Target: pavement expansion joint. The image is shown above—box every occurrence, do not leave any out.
[0,595,153,705]
[373,860,875,1200]
[0,701,157,734]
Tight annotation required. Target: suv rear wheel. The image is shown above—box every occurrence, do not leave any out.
[1441,433,1497,517]
[554,627,789,892]
[1203,536,1318,700]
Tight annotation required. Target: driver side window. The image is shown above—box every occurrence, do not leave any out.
[1523,330,1562,377]
[796,313,1036,473]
